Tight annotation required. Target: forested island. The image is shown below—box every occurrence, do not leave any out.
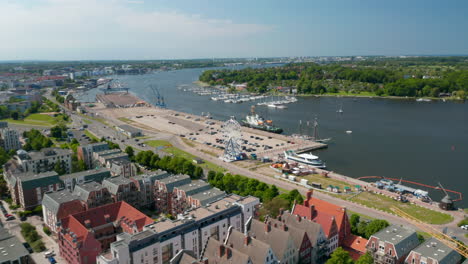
[199,57,468,98]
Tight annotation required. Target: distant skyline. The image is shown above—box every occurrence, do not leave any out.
[1,0,467,60]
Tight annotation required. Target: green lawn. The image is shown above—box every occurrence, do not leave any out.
[2,114,60,127]
[82,119,92,124]
[78,113,109,126]
[84,130,100,142]
[349,192,453,225]
[145,140,226,173]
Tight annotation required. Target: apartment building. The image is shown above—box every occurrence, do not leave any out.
[77,142,109,169]
[59,168,111,191]
[367,225,420,264]
[154,174,191,214]
[405,238,461,264]
[12,171,61,209]
[72,181,113,210]
[102,176,139,208]
[131,170,171,209]
[58,201,153,264]
[97,198,245,264]
[0,127,21,151]
[42,190,85,233]
[15,148,72,174]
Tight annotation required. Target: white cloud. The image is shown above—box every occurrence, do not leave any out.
[0,0,273,60]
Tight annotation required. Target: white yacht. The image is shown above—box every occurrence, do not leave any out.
[284,150,326,168]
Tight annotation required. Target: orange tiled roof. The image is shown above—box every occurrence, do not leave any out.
[343,234,367,253]
[61,201,153,243]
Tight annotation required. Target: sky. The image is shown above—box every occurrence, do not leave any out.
[0,0,467,60]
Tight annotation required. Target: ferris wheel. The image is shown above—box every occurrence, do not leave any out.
[222,116,243,161]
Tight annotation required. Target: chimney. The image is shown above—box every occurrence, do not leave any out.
[218,245,225,257]
[244,235,250,245]
[84,219,91,228]
[225,247,232,259]
[296,214,301,222]
[282,224,288,231]
[310,204,315,218]
[265,221,271,232]
[306,190,313,200]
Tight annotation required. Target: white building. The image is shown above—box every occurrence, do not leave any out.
[97,197,252,264]
[0,128,21,151]
[16,148,73,174]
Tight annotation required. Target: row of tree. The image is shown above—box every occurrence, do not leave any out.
[326,247,373,264]
[207,170,305,218]
[133,149,204,179]
[199,62,468,97]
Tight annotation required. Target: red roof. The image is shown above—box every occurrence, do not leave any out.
[292,191,350,241]
[343,234,368,260]
[60,201,153,244]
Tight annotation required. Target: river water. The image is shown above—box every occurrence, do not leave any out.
[78,67,468,207]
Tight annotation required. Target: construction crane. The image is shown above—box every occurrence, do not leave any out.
[391,207,468,258]
[150,84,166,108]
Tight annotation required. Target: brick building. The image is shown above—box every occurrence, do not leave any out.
[77,143,109,169]
[102,176,139,208]
[405,237,461,264]
[154,174,191,214]
[130,170,171,209]
[12,171,61,209]
[366,225,420,264]
[42,190,85,233]
[72,181,113,210]
[58,201,153,264]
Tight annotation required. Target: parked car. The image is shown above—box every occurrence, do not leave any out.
[48,257,56,264]
[461,225,468,230]
[44,251,54,258]
[22,243,33,254]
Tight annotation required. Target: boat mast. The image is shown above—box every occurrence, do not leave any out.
[313,117,319,140]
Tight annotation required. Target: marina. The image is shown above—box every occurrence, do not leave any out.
[76,68,468,207]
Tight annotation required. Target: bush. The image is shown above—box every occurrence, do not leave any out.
[457,218,468,227]
[33,205,42,215]
[9,204,20,210]
[43,226,51,236]
[30,240,46,252]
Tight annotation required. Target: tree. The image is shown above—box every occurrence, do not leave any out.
[350,214,360,234]
[262,185,279,202]
[325,247,353,264]
[364,220,389,239]
[260,196,290,218]
[125,146,134,158]
[53,161,67,175]
[355,252,374,264]
[10,111,19,120]
[193,166,204,179]
[207,170,216,181]
[357,221,368,237]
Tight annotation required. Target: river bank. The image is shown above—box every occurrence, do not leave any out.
[194,80,466,101]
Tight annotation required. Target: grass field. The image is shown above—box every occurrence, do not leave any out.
[82,119,92,124]
[79,113,109,125]
[285,173,453,225]
[349,192,453,225]
[84,130,100,142]
[2,113,61,127]
[145,140,226,173]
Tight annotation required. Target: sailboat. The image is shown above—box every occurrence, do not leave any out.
[312,117,332,143]
[337,103,344,113]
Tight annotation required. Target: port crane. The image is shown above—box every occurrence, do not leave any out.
[150,85,166,108]
[391,207,468,258]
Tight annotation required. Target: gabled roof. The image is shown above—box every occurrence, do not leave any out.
[277,212,324,246]
[202,237,251,264]
[42,190,81,214]
[408,238,461,264]
[369,225,419,259]
[59,168,110,181]
[268,217,307,250]
[61,201,153,244]
[225,229,273,264]
[343,234,368,260]
[247,219,293,261]
[73,181,106,201]
[102,176,132,195]
[176,180,211,196]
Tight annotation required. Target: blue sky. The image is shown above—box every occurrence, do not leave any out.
[0,0,467,60]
